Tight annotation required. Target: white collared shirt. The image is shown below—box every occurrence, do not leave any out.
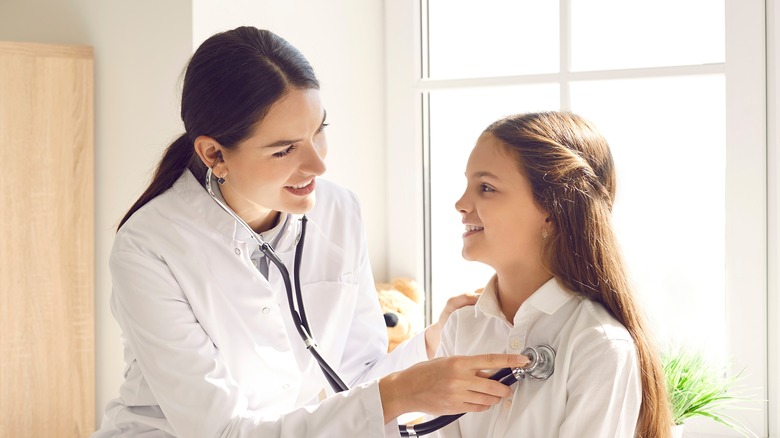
[434,276,641,438]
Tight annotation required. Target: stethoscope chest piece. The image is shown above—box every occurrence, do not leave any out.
[513,345,555,381]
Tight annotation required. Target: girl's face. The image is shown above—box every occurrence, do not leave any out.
[220,88,328,231]
[455,133,549,272]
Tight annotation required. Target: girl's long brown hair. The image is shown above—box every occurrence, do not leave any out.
[485,111,673,437]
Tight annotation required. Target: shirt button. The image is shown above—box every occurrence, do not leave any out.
[235,248,241,255]
[509,337,521,350]
[261,306,270,314]
[503,400,512,409]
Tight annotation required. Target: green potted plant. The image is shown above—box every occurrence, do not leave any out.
[662,347,757,437]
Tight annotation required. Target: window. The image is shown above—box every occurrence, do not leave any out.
[385,1,767,435]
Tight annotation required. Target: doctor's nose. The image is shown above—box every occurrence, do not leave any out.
[302,141,327,176]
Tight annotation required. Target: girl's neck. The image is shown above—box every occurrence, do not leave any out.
[494,267,553,323]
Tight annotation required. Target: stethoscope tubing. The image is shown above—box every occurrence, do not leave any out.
[289,217,349,392]
[204,166,553,436]
[399,367,520,437]
[205,166,349,392]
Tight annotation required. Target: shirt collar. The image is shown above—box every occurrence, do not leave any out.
[475,275,576,323]
[234,212,292,251]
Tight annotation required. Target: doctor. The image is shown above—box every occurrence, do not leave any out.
[93,26,526,438]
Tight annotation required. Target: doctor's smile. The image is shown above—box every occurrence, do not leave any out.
[285,178,316,196]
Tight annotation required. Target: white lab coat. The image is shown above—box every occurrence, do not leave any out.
[94,171,427,438]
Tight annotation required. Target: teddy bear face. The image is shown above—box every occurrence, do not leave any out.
[376,278,424,352]
[383,311,413,351]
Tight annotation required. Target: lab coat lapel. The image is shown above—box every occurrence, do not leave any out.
[173,171,240,244]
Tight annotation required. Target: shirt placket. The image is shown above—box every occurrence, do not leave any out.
[492,313,530,437]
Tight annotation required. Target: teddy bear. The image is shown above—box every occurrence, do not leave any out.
[375,277,425,352]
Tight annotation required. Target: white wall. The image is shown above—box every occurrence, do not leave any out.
[0,0,386,430]
[79,3,193,426]
[0,0,192,426]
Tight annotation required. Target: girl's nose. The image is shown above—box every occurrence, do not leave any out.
[454,191,469,215]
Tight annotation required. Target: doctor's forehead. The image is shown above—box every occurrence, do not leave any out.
[265,88,324,123]
[250,88,325,139]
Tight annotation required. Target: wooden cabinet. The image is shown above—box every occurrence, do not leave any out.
[0,42,94,437]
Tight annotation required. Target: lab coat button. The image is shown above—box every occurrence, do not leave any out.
[261,306,270,314]
[504,400,512,409]
[235,248,241,255]
[509,338,521,350]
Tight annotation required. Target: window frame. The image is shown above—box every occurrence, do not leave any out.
[767,1,780,435]
[384,1,770,435]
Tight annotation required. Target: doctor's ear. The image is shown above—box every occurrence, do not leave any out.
[194,135,226,169]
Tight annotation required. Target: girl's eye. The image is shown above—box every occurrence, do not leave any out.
[480,183,495,193]
[316,122,329,134]
[273,144,296,158]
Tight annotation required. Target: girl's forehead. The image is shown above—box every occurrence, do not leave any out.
[469,134,517,168]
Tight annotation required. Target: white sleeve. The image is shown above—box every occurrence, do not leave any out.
[110,248,388,438]
[218,382,387,437]
[435,311,457,359]
[427,313,464,438]
[557,339,641,437]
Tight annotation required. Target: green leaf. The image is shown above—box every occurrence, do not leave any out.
[661,347,758,437]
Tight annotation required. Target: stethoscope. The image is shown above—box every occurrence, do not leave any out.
[204,162,556,436]
[399,344,555,437]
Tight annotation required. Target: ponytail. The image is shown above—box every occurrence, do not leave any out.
[117,134,194,230]
[118,27,320,231]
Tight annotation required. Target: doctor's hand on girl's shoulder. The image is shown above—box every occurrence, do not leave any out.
[378,353,529,423]
[424,290,484,358]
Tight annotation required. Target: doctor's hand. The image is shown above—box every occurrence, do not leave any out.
[378,353,528,423]
[424,289,483,359]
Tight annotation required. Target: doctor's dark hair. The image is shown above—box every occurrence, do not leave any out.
[118,26,319,230]
[484,112,674,438]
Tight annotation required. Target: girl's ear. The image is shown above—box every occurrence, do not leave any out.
[542,215,553,240]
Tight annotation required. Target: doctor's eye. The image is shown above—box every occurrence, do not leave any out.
[273,144,297,158]
[315,122,329,134]
[480,183,496,193]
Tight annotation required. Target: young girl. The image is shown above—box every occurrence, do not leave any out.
[437,112,673,437]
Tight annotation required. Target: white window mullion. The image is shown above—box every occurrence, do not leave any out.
[421,91,433,323]
[769,0,780,434]
[560,0,572,110]
[416,64,725,92]
[724,0,768,435]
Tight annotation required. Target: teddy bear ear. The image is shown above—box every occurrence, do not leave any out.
[375,282,392,292]
[391,277,424,304]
